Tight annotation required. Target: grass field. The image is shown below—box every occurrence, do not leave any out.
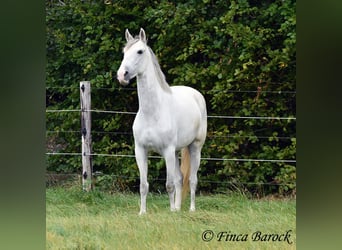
[46,186,296,249]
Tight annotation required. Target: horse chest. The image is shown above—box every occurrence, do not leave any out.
[133,113,175,150]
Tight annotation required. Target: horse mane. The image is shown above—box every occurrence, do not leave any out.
[123,38,171,93]
[147,47,172,93]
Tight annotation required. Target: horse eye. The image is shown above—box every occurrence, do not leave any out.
[137,50,143,54]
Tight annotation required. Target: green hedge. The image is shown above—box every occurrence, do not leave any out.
[46,0,296,195]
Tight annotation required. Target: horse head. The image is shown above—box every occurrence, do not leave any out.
[117,28,148,85]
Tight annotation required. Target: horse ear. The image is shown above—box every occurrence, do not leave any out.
[125,29,133,42]
[139,28,147,43]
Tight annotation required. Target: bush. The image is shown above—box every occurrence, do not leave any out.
[46,0,296,195]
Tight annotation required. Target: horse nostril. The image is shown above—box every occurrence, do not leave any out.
[124,71,129,76]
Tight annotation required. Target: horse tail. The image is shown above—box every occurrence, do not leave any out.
[180,147,191,201]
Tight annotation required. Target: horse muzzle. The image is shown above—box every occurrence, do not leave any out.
[117,71,129,85]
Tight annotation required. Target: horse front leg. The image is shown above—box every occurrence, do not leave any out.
[164,147,182,211]
[135,144,148,215]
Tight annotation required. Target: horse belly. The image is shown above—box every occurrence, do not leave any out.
[174,113,200,149]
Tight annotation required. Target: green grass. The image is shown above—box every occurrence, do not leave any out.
[46,186,296,249]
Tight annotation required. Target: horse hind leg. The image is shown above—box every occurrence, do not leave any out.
[189,142,203,212]
[174,151,183,211]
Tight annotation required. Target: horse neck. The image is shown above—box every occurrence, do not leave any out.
[136,60,170,115]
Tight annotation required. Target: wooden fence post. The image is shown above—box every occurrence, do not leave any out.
[80,81,92,191]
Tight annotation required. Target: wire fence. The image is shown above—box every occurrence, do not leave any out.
[46,108,296,120]
[46,172,295,188]
[46,152,296,163]
[46,84,296,188]
[46,108,296,163]
[46,85,296,94]
[46,130,294,141]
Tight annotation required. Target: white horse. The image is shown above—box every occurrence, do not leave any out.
[117,28,207,214]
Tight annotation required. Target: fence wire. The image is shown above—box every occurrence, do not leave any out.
[46,85,296,188]
[46,108,296,120]
[46,172,295,187]
[46,108,296,163]
[46,152,296,163]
